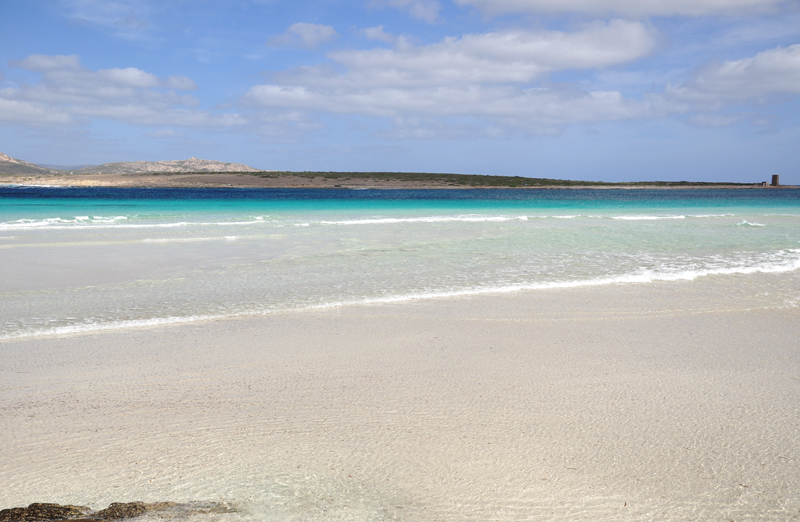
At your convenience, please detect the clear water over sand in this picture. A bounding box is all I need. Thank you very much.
[2,275,799,521]
[1,187,799,339]
[1,187,800,520]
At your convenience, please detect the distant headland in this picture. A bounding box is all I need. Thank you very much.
[0,151,791,189]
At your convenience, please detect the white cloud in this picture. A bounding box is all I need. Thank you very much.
[369,0,443,23]
[665,44,800,108]
[165,75,198,91]
[363,25,397,44]
[97,67,161,88]
[61,0,154,40]
[244,84,653,132]
[243,22,659,134]
[276,21,657,89]
[1,54,244,129]
[10,54,82,71]
[0,98,74,126]
[454,0,791,18]
[268,23,338,49]
[243,26,800,135]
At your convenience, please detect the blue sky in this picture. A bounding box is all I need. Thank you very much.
[1,0,799,182]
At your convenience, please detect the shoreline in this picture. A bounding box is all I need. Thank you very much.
[3,262,800,343]
[2,272,799,520]
[1,172,793,190]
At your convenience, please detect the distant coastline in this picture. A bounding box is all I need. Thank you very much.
[0,171,791,190]
[0,152,791,189]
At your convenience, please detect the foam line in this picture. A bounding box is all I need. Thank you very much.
[611,215,686,220]
[319,216,530,225]
[3,212,785,231]
[0,219,273,231]
[0,314,223,341]
[4,251,799,342]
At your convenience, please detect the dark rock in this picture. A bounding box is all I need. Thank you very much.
[0,502,236,522]
[0,503,91,522]
[91,504,145,520]
[93,503,177,520]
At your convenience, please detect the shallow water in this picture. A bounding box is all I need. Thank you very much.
[1,187,799,339]
[2,276,799,522]
[2,186,800,521]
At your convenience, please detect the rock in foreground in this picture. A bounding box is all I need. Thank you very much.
[0,502,236,522]
[0,504,90,522]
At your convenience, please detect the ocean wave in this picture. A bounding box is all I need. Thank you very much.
[611,215,686,220]
[4,250,798,341]
[0,314,223,341]
[0,218,275,231]
[320,215,530,225]
[544,213,737,220]
[2,212,776,231]
[608,214,738,220]
[300,250,800,308]
[736,220,766,227]
[0,216,129,230]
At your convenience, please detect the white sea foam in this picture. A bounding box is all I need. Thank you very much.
[543,213,734,221]
[0,218,275,231]
[0,314,223,341]
[5,250,798,342]
[737,220,766,227]
[303,250,800,308]
[0,212,764,231]
[0,216,129,230]
[320,215,530,225]
[611,215,686,220]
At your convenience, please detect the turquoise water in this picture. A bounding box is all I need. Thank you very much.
[2,187,799,340]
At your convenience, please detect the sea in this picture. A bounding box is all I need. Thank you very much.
[1,186,799,341]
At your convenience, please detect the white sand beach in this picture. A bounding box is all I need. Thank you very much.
[2,272,799,521]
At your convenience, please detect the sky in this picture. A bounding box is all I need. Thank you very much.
[1,0,799,182]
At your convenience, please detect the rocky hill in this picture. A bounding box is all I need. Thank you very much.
[0,152,57,175]
[39,163,97,171]
[75,157,260,174]
[1,152,260,175]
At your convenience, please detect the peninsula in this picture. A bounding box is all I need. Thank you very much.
[0,152,781,189]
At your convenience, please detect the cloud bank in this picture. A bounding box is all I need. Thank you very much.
[0,55,240,128]
[3,17,800,140]
[268,23,339,49]
[369,0,443,23]
[666,43,800,106]
[454,0,793,18]
[243,21,662,133]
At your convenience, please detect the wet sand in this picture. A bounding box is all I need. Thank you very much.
[1,272,799,521]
